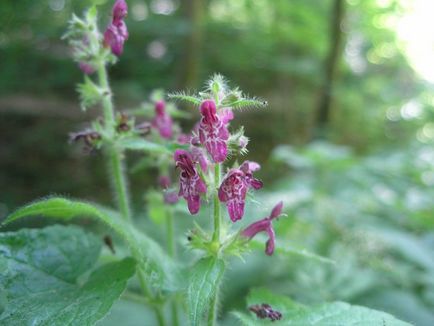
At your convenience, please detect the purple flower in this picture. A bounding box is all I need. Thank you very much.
[174,149,207,215]
[158,175,171,189]
[112,0,128,24]
[104,0,129,56]
[78,62,96,75]
[190,146,209,173]
[218,161,263,222]
[241,202,283,256]
[198,100,232,163]
[164,191,179,205]
[152,100,173,139]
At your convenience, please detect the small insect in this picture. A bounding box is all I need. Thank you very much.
[103,235,116,254]
[249,303,282,322]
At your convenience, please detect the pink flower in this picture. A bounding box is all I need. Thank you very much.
[104,0,129,56]
[158,175,171,189]
[152,100,173,139]
[112,0,128,24]
[174,149,207,215]
[198,100,232,163]
[78,62,96,75]
[190,146,209,173]
[218,161,263,222]
[241,202,283,255]
[164,191,179,205]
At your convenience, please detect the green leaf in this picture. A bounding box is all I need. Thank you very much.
[0,225,136,325]
[146,190,166,225]
[249,240,335,265]
[168,92,202,106]
[222,98,267,110]
[187,257,225,326]
[232,288,411,325]
[3,197,179,292]
[118,138,171,154]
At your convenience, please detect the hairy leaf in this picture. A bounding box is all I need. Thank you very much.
[233,288,411,325]
[3,197,179,292]
[0,225,136,325]
[187,257,225,326]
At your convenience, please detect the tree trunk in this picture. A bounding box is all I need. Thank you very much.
[315,0,345,138]
[177,0,205,90]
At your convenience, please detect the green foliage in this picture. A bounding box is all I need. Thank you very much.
[3,197,179,292]
[187,257,225,326]
[77,76,104,111]
[232,288,411,325]
[0,225,136,325]
[117,137,172,154]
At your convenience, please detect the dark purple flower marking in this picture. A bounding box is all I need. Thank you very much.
[104,0,129,56]
[152,100,173,139]
[174,149,207,215]
[198,100,232,163]
[241,201,283,255]
[218,161,263,222]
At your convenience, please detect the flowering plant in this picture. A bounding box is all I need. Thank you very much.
[0,2,411,326]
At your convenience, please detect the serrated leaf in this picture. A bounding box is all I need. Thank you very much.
[3,197,179,292]
[0,225,136,325]
[187,257,225,326]
[233,288,411,325]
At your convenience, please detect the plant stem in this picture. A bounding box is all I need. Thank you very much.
[209,163,222,326]
[166,208,176,257]
[212,163,221,243]
[165,208,179,326]
[137,268,166,326]
[97,63,131,222]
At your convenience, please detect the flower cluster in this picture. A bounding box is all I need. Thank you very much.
[104,0,129,56]
[171,76,284,255]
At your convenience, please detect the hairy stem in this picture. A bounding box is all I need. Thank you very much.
[212,163,221,243]
[166,208,179,326]
[209,163,222,326]
[137,268,166,326]
[97,63,131,222]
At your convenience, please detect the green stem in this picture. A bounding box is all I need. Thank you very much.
[97,63,131,222]
[209,163,222,326]
[165,208,179,326]
[137,268,166,326]
[166,208,176,257]
[212,163,221,243]
[109,148,132,222]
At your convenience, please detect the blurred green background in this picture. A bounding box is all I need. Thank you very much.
[1,0,434,325]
